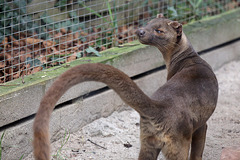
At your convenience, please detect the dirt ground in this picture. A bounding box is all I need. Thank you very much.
[26,60,240,160]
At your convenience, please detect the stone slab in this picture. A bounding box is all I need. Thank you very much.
[221,146,240,160]
[184,9,240,52]
[0,44,161,127]
[201,41,240,70]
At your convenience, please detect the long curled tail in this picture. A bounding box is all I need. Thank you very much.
[33,63,156,160]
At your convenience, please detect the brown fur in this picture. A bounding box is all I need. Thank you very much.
[33,15,218,160]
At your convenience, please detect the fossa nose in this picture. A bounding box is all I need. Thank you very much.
[136,29,145,37]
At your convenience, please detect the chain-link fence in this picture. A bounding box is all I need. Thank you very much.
[0,0,239,83]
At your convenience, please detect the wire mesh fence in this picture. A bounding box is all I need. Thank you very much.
[0,0,239,83]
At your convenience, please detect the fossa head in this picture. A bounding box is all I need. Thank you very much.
[135,14,183,53]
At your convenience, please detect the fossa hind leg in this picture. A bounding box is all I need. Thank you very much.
[190,124,207,160]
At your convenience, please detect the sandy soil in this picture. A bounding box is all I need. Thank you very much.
[26,61,240,160]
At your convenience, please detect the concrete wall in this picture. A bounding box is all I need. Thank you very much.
[0,9,240,160]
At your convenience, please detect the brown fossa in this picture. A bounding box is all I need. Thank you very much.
[33,14,218,160]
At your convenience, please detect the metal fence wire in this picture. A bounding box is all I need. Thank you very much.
[0,0,239,83]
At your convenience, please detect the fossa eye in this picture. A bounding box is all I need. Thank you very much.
[155,29,163,34]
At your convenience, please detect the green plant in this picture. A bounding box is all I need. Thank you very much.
[166,0,203,21]
[19,155,24,160]
[0,0,85,41]
[54,0,68,10]
[79,0,118,47]
[167,2,192,21]
[40,10,85,34]
[0,0,40,41]
[52,129,70,160]
[188,0,203,18]
[0,131,5,160]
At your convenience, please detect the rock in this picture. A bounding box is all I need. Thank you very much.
[220,146,240,160]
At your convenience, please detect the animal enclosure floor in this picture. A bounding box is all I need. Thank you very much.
[25,61,240,160]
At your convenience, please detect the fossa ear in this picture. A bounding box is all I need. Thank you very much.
[156,13,165,18]
[168,21,182,36]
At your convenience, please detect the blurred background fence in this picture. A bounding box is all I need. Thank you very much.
[0,0,239,83]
